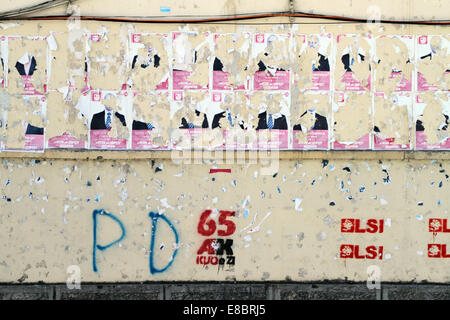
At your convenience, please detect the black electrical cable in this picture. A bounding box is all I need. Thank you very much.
[0,8,448,25]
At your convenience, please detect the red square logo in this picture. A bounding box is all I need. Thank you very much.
[428,244,442,258]
[132,33,141,43]
[212,93,222,102]
[173,91,183,101]
[90,34,101,42]
[255,34,265,44]
[429,219,443,232]
[418,36,428,45]
[340,244,354,258]
[91,91,101,102]
[341,219,355,233]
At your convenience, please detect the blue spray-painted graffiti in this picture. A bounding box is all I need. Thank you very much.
[92,209,126,273]
[149,211,179,274]
[92,209,179,274]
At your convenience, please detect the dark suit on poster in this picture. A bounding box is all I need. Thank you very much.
[90,110,151,130]
[179,110,209,129]
[211,111,245,130]
[313,54,330,72]
[256,111,288,130]
[293,112,328,131]
[341,53,365,72]
[15,56,37,76]
[25,123,43,135]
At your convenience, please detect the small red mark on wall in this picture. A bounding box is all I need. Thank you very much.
[209,169,231,174]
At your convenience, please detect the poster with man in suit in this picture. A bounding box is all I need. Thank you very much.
[89,91,128,149]
[292,94,329,150]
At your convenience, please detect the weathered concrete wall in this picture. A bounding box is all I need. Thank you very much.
[1,156,450,283]
[0,0,449,287]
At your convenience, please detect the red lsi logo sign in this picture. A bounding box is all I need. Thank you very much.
[429,219,450,233]
[341,219,384,233]
[428,244,450,258]
[340,245,383,260]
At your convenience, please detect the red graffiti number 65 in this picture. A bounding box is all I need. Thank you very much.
[198,210,236,237]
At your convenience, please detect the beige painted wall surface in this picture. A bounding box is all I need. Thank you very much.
[0,158,449,283]
[0,1,449,283]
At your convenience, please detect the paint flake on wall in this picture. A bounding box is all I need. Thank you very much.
[414,92,450,149]
[373,92,412,150]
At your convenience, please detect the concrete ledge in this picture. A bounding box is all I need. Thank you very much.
[0,283,449,300]
[1,150,450,160]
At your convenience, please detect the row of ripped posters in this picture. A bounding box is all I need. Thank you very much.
[0,31,448,151]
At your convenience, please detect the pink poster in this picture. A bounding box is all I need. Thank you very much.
[333,133,371,150]
[47,132,86,149]
[292,130,329,150]
[172,128,205,149]
[213,71,247,90]
[23,75,46,95]
[132,129,169,150]
[172,32,209,90]
[173,70,208,90]
[90,130,127,149]
[250,130,289,149]
[215,130,249,150]
[389,72,412,92]
[415,131,450,150]
[253,71,289,91]
[340,72,371,91]
[310,72,330,91]
[5,133,44,151]
[24,134,44,151]
[156,78,169,90]
[374,135,410,150]
[417,72,450,92]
